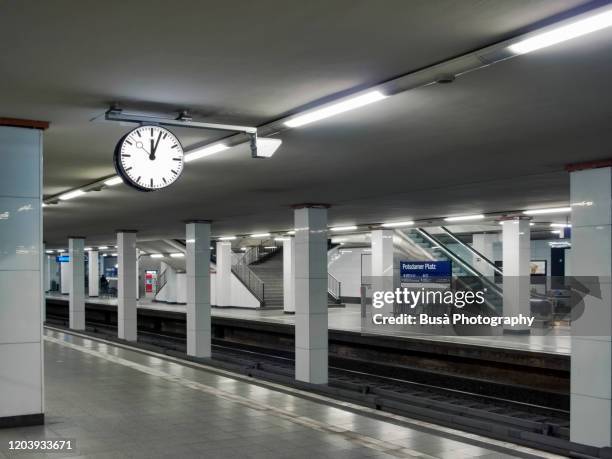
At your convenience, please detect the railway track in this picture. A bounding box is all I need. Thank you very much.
[44,312,598,458]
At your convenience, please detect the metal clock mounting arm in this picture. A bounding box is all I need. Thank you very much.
[104,107,257,135]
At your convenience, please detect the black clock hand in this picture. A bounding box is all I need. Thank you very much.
[152,132,162,156]
[149,138,155,160]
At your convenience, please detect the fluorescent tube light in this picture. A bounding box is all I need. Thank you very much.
[184,144,229,163]
[523,207,571,215]
[284,91,387,128]
[111,253,118,257]
[45,250,54,254]
[330,226,358,232]
[59,189,86,201]
[263,246,277,249]
[444,214,485,222]
[251,233,271,238]
[170,253,185,258]
[274,237,289,241]
[42,203,48,207]
[150,253,164,258]
[104,176,123,186]
[286,230,296,235]
[508,8,612,55]
[550,223,572,228]
[381,221,414,228]
[218,236,236,241]
[551,230,562,234]
[85,247,92,251]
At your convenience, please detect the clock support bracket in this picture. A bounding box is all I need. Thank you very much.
[104,106,261,158]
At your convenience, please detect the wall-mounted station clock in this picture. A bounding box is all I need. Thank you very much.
[114,125,184,192]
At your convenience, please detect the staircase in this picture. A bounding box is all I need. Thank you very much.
[248,247,344,309]
[249,249,284,308]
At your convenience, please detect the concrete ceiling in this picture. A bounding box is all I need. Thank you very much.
[0,0,607,246]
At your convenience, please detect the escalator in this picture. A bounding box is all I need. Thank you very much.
[396,226,504,314]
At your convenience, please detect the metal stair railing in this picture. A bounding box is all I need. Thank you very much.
[328,273,342,303]
[156,268,168,294]
[232,247,265,303]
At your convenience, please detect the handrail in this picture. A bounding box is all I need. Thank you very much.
[440,227,502,275]
[328,273,342,301]
[231,248,265,303]
[156,268,168,294]
[416,228,502,312]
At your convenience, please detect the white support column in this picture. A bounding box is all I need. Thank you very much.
[472,233,499,277]
[117,231,138,341]
[501,217,531,333]
[294,205,328,384]
[136,249,140,299]
[371,229,394,317]
[215,241,232,307]
[68,237,85,330]
[283,236,295,313]
[60,258,70,294]
[186,222,211,357]
[0,124,44,426]
[570,165,612,447]
[43,252,51,292]
[88,250,99,297]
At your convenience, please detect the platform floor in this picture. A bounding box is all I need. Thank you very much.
[0,329,563,459]
[45,292,571,356]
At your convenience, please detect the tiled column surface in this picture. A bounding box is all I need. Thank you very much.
[88,250,99,297]
[502,217,531,333]
[283,236,295,313]
[215,241,232,307]
[0,124,44,426]
[60,259,70,294]
[371,230,394,316]
[43,251,50,292]
[570,166,612,447]
[69,237,85,330]
[472,233,498,277]
[294,206,328,384]
[186,222,211,357]
[136,249,140,299]
[117,231,138,341]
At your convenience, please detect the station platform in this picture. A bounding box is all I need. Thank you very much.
[45,292,570,356]
[0,328,564,459]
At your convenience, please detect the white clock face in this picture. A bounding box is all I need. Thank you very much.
[115,125,184,191]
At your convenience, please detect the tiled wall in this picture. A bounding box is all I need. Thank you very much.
[0,126,44,421]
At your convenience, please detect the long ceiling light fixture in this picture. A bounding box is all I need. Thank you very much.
[59,189,86,201]
[508,7,612,54]
[284,91,387,128]
[523,207,571,215]
[381,221,414,228]
[444,214,485,222]
[104,176,123,186]
[184,143,229,163]
[330,226,358,232]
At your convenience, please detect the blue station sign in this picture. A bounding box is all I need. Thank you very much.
[400,260,451,284]
[56,255,70,263]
